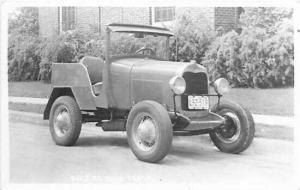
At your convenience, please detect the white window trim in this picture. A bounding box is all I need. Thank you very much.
[151,7,175,27]
[59,7,62,34]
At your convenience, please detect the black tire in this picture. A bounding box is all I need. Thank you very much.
[209,100,255,154]
[126,100,173,163]
[49,96,82,146]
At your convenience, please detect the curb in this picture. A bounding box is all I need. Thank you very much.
[9,110,293,141]
[9,97,47,105]
[9,110,48,126]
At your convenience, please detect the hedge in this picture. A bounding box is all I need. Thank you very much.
[8,14,294,88]
[203,19,294,88]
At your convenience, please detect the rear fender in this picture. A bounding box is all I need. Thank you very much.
[44,86,99,120]
[43,87,73,120]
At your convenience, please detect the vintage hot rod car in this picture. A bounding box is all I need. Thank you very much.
[44,23,255,163]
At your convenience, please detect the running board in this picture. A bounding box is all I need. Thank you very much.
[100,119,126,131]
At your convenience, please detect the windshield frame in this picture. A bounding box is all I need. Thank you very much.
[105,24,173,62]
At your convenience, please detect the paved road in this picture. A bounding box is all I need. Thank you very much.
[9,119,294,188]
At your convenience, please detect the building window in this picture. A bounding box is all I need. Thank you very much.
[62,7,76,31]
[214,7,237,33]
[154,7,175,22]
[149,7,152,25]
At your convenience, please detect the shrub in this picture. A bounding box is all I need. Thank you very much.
[36,35,72,82]
[203,19,294,88]
[262,19,294,87]
[84,38,105,58]
[169,13,216,62]
[8,7,40,81]
[239,7,293,36]
[8,35,41,81]
[36,30,101,82]
[9,7,39,37]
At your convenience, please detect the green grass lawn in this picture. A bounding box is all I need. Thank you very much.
[9,102,45,114]
[9,81,51,98]
[221,88,293,116]
[8,81,294,116]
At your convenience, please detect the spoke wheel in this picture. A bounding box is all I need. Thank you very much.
[126,100,173,163]
[132,113,157,152]
[216,110,241,143]
[53,106,71,137]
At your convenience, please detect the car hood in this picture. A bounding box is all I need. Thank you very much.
[112,57,207,80]
[110,57,209,110]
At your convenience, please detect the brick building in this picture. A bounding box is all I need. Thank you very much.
[39,7,243,37]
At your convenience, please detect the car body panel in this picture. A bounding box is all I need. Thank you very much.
[50,63,98,110]
[109,58,134,109]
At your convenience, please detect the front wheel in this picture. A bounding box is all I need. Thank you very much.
[210,100,255,154]
[126,100,173,163]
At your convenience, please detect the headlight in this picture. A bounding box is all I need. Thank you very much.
[214,78,230,94]
[169,76,186,95]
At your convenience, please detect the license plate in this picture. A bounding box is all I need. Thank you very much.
[188,96,209,110]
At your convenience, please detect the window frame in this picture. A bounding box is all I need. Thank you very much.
[154,7,175,23]
[59,6,76,33]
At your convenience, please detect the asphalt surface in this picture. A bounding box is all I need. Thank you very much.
[9,119,294,188]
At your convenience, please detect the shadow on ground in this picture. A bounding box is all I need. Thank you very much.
[76,136,129,147]
[74,133,234,164]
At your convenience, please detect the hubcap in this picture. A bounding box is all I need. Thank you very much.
[53,105,71,137]
[216,111,241,143]
[133,113,157,151]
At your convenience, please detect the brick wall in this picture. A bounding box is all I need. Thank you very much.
[214,7,238,32]
[100,7,123,28]
[151,7,215,29]
[39,7,58,37]
[76,7,99,32]
[156,7,237,31]
[122,7,150,25]
[100,7,150,32]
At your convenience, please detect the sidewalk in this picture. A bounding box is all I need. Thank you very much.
[9,97,48,105]
[9,96,294,128]
[253,114,294,128]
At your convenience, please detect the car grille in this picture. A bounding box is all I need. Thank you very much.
[181,72,208,110]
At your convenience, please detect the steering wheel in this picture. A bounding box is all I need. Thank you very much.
[135,47,156,56]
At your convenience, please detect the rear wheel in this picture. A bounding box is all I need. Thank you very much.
[209,101,255,153]
[49,96,82,146]
[126,100,173,163]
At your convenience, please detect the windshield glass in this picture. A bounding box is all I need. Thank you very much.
[110,32,168,59]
